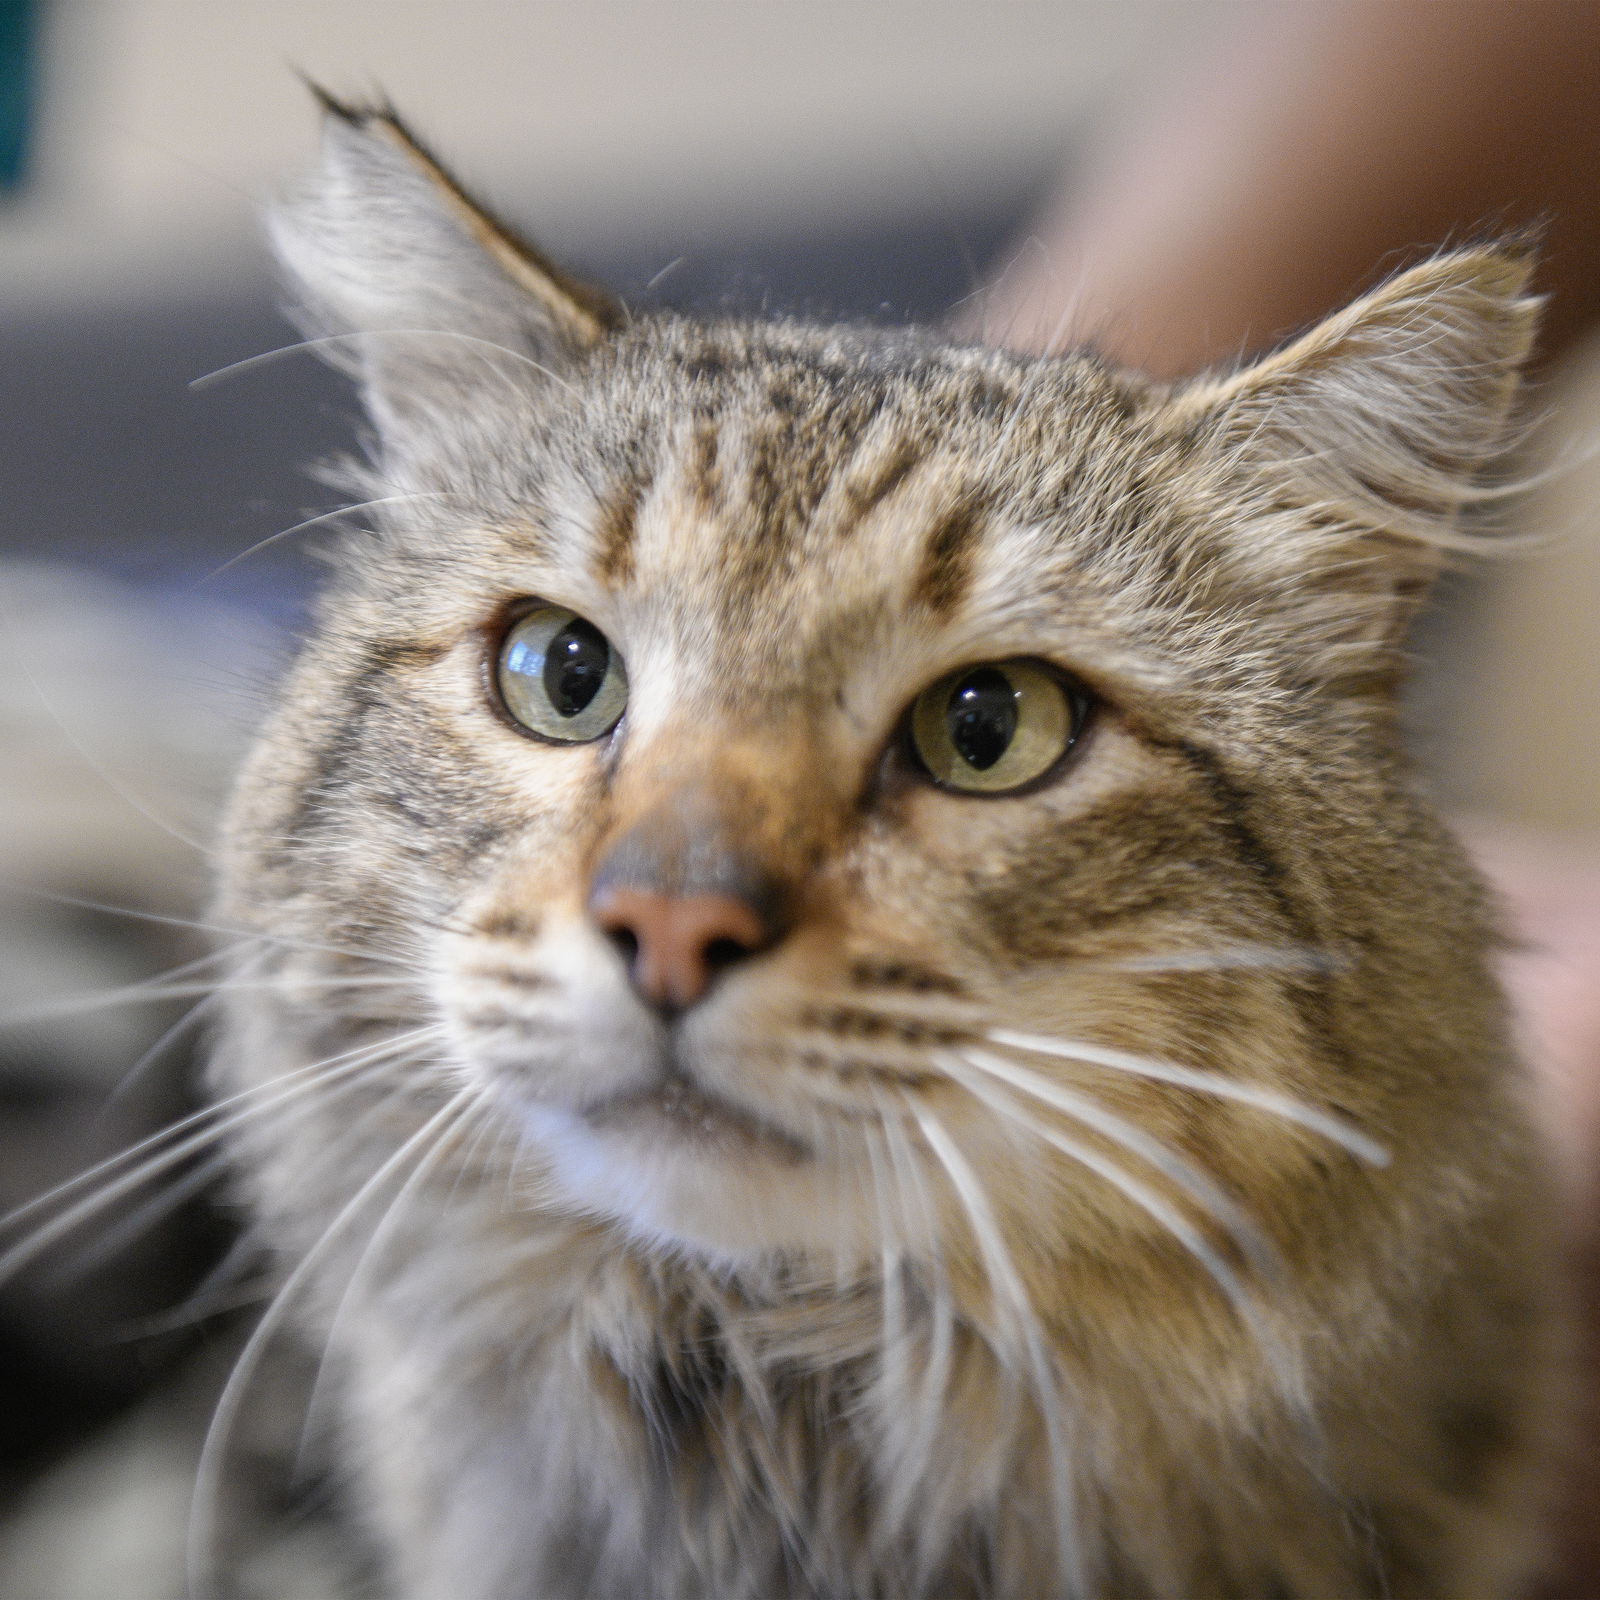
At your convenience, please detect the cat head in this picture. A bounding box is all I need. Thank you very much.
[229,96,1536,1269]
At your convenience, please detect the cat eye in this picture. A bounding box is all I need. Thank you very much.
[496,604,628,743]
[908,659,1086,794]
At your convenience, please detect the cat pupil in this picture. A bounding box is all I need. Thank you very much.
[544,619,609,717]
[947,668,1018,770]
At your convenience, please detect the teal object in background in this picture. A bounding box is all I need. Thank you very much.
[0,0,37,192]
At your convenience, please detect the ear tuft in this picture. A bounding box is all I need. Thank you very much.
[293,85,620,348]
[1174,246,1540,542]
[269,87,621,443]
[1161,246,1542,680]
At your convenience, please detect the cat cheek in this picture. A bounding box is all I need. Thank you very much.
[434,909,664,1113]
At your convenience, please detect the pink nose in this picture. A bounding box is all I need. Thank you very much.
[591,887,770,1012]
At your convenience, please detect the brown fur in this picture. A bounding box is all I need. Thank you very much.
[210,97,1563,1598]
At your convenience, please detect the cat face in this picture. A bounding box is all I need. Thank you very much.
[400,332,1262,1259]
[223,102,1534,1272]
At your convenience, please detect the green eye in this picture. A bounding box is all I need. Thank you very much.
[909,659,1084,794]
[497,604,627,743]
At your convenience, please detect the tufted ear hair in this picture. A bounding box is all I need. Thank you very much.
[268,89,621,443]
[1165,246,1541,670]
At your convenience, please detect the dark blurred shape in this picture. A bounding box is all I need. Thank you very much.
[0,899,221,1500]
[0,565,265,1505]
[0,0,37,193]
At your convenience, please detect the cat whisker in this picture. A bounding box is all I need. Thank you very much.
[296,1088,496,1474]
[192,324,582,400]
[639,255,687,295]
[0,1058,394,1295]
[110,1232,271,1342]
[900,1093,1083,1594]
[0,1051,415,1298]
[954,1047,1280,1282]
[1078,942,1346,976]
[0,944,237,1049]
[98,988,222,1118]
[440,1093,512,1218]
[0,982,227,1030]
[0,971,402,1031]
[0,1023,445,1245]
[188,328,577,395]
[861,1122,912,1507]
[865,1099,955,1570]
[876,1107,950,1325]
[988,1028,1390,1168]
[0,879,420,970]
[41,1145,236,1288]
[97,1031,432,1300]
[0,594,216,854]
[901,1097,1029,1341]
[186,1084,479,1600]
[193,492,444,589]
[943,1052,1309,1411]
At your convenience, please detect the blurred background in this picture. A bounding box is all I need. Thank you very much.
[0,1,1225,614]
[1,2,1597,1594]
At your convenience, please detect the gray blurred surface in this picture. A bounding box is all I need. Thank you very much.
[0,200,1039,619]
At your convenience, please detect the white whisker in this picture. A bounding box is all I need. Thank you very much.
[0,1024,444,1245]
[0,1050,404,1292]
[1083,942,1345,976]
[866,1099,952,1574]
[441,1096,508,1218]
[944,1053,1307,1410]
[901,1094,1083,1595]
[861,1121,912,1541]
[186,1085,477,1600]
[113,1233,270,1341]
[99,989,221,1115]
[188,329,576,394]
[0,881,418,970]
[45,1146,234,1285]
[0,587,214,854]
[296,1089,490,1467]
[956,1048,1279,1280]
[989,1029,1390,1167]
[0,945,232,1068]
[0,971,401,1031]
[193,493,442,586]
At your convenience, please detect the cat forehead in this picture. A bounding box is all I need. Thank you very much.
[343,315,1211,709]
[582,316,1148,491]
[498,319,1172,627]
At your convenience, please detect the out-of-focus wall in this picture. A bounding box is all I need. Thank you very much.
[1457,342,1600,833]
[0,2,1230,613]
[3,1,1224,312]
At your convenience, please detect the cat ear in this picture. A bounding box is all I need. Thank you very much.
[269,90,621,438]
[1167,246,1540,664]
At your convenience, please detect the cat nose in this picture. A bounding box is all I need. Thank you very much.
[590,886,772,1012]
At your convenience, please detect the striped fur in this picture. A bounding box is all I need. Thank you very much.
[210,100,1562,1598]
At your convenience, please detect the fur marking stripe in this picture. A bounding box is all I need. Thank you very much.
[593,482,642,585]
[835,440,923,538]
[912,501,984,614]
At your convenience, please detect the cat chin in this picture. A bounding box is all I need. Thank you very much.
[513,1100,881,1260]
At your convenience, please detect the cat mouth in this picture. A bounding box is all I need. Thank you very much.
[582,1068,811,1165]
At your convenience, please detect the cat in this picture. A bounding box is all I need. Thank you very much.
[206,93,1564,1599]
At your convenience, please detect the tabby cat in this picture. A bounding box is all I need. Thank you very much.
[210,95,1562,1598]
